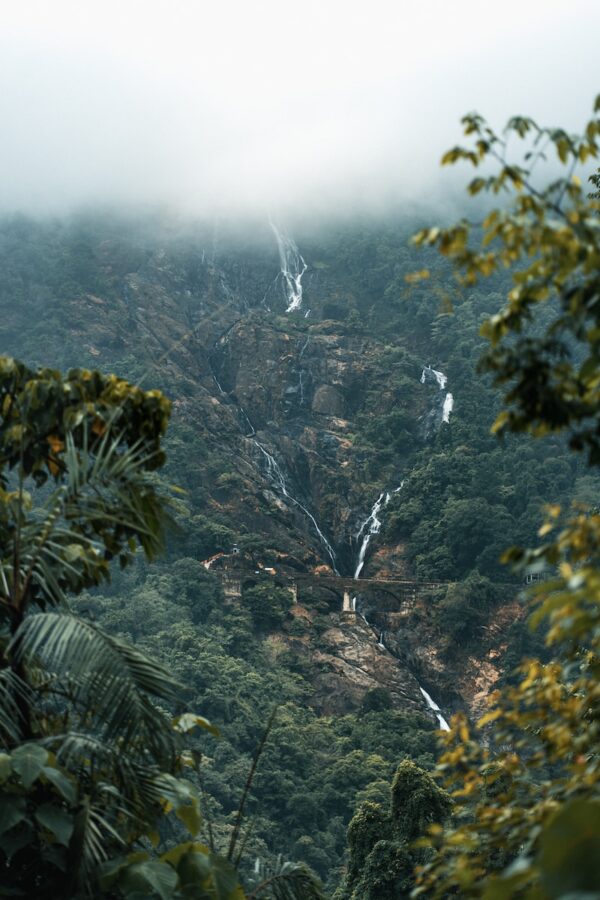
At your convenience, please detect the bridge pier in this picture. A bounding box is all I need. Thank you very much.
[222,576,242,604]
[341,590,358,623]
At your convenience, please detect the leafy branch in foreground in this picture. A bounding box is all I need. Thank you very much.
[411,97,600,898]
[0,358,239,898]
[412,95,600,463]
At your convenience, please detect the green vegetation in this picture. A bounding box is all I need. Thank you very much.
[0,99,599,897]
[411,98,600,897]
[335,761,451,899]
[0,357,246,897]
[84,562,437,893]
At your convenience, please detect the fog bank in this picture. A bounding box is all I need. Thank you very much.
[1,0,598,218]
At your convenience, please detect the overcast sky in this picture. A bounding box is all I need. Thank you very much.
[1,0,598,218]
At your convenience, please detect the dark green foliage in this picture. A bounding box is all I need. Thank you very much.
[0,358,242,897]
[345,802,392,887]
[86,561,437,891]
[390,760,452,842]
[243,583,294,632]
[337,761,451,899]
[360,688,392,713]
[0,208,591,894]
[435,571,503,648]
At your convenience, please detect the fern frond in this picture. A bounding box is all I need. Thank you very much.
[247,856,326,900]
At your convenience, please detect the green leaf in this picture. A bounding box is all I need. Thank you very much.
[205,853,245,899]
[539,799,600,897]
[119,860,178,900]
[11,745,48,789]
[35,803,74,847]
[173,847,244,900]
[0,753,12,783]
[176,799,202,838]
[0,821,35,861]
[42,766,77,805]
[0,795,27,835]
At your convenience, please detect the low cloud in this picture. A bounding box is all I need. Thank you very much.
[0,0,598,219]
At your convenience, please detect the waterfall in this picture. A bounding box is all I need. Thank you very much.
[442,392,454,424]
[354,492,389,579]
[419,686,451,731]
[239,408,256,436]
[254,440,338,573]
[421,365,453,426]
[377,631,385,649]
[421,365,447,389]
[269,221,307,312]
[299,336,310,359]
[354,483,404,579]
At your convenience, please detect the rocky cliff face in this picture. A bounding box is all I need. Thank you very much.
[0,213,521,729]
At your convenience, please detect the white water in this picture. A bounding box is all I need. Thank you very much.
[442,392,454,424]
[377,631,385,649]
[421,365,453,425]
[254,440,338,572]
[240,409,256,436]
[212,373,226,395]
[419,686,451,731]
[354,492,388,579]
[269,221,307,312]
[421,365,447,390]
[354,483,404,579]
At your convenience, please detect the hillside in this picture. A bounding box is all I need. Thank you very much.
[0,211,593,887]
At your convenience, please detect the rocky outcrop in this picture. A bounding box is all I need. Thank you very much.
[310,616,423,715]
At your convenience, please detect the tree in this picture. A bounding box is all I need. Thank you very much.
[411,98,600,897]
[243,583,293,632]
[0,357,242,898]
[0,357,326,899]
[335,760,451,900]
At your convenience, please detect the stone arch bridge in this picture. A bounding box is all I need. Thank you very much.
[218,569,465,619]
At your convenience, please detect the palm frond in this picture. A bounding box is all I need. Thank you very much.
[52,731,175,819]
[69,793,127,896]
[63,428,169,551]
[0,668,32,746]
[10,611,180,763]
[247,856,326,900]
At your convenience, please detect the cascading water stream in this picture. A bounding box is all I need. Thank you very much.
[350,483,404,632]
[419,686,451,731]
[353,483,404,579]
[421,364,453,426]
[421,365,447,389]
[354,492,389,579]
[269,221,307,312]
[253,440,338,573]
[442,392,454,423]
[208,323,335,570]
